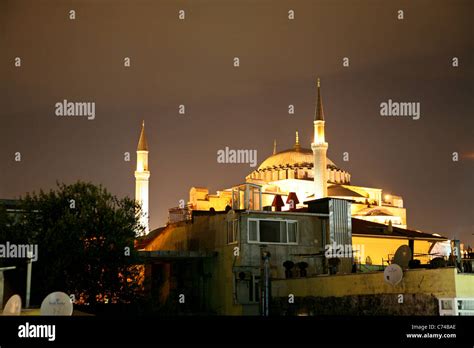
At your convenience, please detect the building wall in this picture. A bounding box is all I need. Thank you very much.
[144,210,453,315]
[455,274,474,298]
[352,236,434,266]
[344,185,382,205]
[351,203,407,227]
[272,268,464,299]
[272,293,439,316]
[188,183,407,229]
[145,215,242,315]
[189,188,232,211]
[239,211,326,279]
[145,211,330,315]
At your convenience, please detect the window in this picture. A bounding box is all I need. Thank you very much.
[248,218,298,244]
[260,220,285,243]
[227,219,238,244]
[441,300,453,310]
[235,273,260,304]
[249,275,260,303]
[458,300,474,310]
[249,220,258,241]
[288,221,297,243]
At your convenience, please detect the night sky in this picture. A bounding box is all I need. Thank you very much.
[1,0,473,244]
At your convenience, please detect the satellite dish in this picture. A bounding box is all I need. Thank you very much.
[2,294,22,316]
[393,245,412,269]
[384,264,403,286]
[40,292,73,316]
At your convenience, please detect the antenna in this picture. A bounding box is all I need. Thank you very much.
[393,245,412,269]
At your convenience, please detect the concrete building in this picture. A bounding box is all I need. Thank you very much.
[139,196,354,315]
[138,195,457,315]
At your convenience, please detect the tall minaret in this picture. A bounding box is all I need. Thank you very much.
[311,78,328,198]
[135,120,150,234]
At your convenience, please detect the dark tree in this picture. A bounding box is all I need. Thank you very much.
[0,182,145,308]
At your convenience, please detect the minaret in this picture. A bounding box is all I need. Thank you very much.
[311,78,328,198]
[135,120,150,234]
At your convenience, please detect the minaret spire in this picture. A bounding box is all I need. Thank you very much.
[273,139,277,155]
[135,120,150,234]
[137,120,148,151]
[311,78,328,199]
[315,78,324,121]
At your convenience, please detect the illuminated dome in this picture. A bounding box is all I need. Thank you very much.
[247,144,351,185]
[258,147,338,171]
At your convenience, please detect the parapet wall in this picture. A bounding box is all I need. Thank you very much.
[271,293,439,316]
[272,267,468,299]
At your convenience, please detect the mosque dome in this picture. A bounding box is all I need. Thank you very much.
[258,147,338,171]
[247,137,351,185]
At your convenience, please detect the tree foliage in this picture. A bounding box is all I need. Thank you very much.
[0,182,145,307]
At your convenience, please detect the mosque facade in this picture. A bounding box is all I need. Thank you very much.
[186,79,407,229]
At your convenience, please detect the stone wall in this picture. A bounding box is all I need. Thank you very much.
[272,293,439,316]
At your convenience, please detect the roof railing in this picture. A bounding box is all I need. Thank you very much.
[168,204,192,224]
